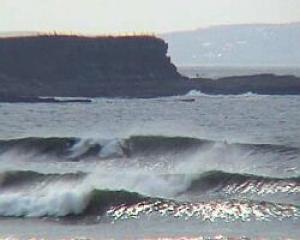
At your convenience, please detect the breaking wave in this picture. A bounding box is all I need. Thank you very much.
[1,170,299,192]
[185,89,262,97]
[0,135,299,222]
[0,186,299,222]
[0,135,299,162]
[0,169,299,218]
[186,90,207,97]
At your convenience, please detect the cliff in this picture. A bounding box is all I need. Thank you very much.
[0,35,190,99]
[0,35,300,100]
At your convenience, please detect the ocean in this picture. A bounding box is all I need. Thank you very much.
[0,68,300,239]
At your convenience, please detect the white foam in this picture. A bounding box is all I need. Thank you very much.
[185,89,266,98]
[185,89,207,97]
[69,138,125,159]
[98,139,125,158]
[240,91,258,97]
[0,182,91,217]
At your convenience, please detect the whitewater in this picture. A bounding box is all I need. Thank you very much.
[0,93,299,239]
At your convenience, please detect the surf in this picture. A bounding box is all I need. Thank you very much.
[0,169,299,218]
[0,135,299,162]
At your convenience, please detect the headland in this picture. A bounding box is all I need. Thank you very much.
[0,35,299,102]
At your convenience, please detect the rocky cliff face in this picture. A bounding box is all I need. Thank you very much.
[0,35,188,98]
[1,35,300,100]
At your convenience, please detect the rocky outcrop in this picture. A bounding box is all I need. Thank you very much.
[0,35,300,101]
[190,74,300,95]
[0,35,191,99]
[0,95,92,103]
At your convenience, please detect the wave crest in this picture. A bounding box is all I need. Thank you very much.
[1,135,299,162]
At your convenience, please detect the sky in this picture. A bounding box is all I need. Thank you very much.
[1,0,300,35]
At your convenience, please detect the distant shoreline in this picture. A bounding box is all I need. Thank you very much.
[178,65,300,79]
[187,73,300,95]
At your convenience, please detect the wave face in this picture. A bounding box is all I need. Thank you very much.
[2,170,299,195]
[0,135,299,222]
[0,170,85,189]
[0,136,211,159]
[1,135,299,161]
[184,171,300,196]
[0,169,299,218]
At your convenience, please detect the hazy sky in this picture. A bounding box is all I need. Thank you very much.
[1,0,300,34]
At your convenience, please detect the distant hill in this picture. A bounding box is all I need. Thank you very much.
[161,23,300,66]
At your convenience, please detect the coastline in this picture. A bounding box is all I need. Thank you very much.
[0,35,300,102]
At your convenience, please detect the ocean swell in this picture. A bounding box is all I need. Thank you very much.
[0,170,299,218]
[0,135,299,222]
[0,135,299,162]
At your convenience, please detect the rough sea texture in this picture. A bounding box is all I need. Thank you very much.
[0,75,300,239]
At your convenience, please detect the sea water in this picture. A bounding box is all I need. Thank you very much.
[0,89,299,239]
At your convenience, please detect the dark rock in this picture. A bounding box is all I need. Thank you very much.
[190,74,300,95]
[0,95,92,103]
[0,35,191,99]
[0,35,300,100]
[178,98,196,102]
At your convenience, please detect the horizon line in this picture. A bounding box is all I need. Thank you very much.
[1,21,300,37]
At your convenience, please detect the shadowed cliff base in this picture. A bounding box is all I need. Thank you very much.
[0,35,300,101]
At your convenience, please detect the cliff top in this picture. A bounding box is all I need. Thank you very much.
[0,34,166,45]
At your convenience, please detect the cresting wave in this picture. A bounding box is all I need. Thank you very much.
[1,170,299,194]
[0,135,299,221]
[0,170,299,218]
[0,135,299,161]
[0,186,299,221]
[0,170,86,189]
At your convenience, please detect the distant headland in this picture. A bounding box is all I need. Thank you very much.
[0,35,299,102]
